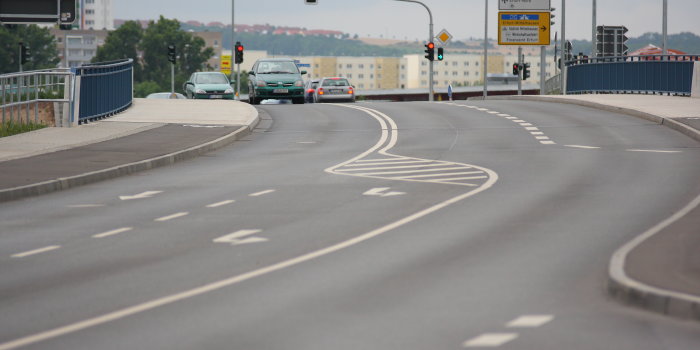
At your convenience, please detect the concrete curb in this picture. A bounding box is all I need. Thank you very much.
[0,114,260,203]
[473,94,700,322]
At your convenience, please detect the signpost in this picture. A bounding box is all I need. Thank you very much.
[221,54,232,75]
[498,12,550,46]
[499,0,551,11]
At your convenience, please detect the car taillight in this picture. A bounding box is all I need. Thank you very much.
[318,88,324,95]
[307,89,315,93]
[348,88,354,94]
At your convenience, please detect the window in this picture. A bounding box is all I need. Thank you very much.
[214,40,219,47]
[464,72,469,76]
[377,74,381,79]
[464,62,469,66]
[67,37,82,44]
[358,64,364,69]
[358,74,364,79]
[86,20,95,26]
[452,62,458,66]
[452,71,458,76]
[85,9,95,15]
[347,73,352,79]
[346,64,353,69]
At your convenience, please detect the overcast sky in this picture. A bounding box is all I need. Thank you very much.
[115,0,700,42]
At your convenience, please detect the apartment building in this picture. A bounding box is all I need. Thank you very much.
[191,31,223,71]
[51,28,108,68]
[79,0,114,30]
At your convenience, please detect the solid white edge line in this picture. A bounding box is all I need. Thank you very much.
[93,227,133,238]
[626,149,682,153]
[609,193,700,304]
[154,212,189,222]
[565,145,600,149]
[11,246,61,258]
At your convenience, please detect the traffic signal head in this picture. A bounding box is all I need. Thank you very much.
[437,47,444,61]
[512,63,519,75]
[19,42,30,65]
[167,44,176,64]
[424,42,435,61]
[234,41,244,64]
[523,63,531,80]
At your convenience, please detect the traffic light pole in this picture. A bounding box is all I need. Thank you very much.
[395,0,434,101]
[517,47,523,96]
[171,63,175,95]
[18,43,22,72]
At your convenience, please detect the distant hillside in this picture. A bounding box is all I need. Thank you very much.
[565,32,700,56]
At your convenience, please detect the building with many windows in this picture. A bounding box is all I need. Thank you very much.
[79,0,113,30]
[51,28,108,68]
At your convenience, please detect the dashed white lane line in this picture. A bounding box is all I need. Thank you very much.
[497,114,510,117]
[154,212,189,222]
[627,149,682,153]
[530,131,544,135]
[524,127,539,131]
[249,189,276,197]
[206,200,236,208]
[506,315,554,328]
[540,140,556,145]
[463,333,519,348]
[11,246,61,258]
[565,145,601,149]
[93,227,133,238]
[512,119,526,123]
[519,123,533,126]
[535,136,550,140]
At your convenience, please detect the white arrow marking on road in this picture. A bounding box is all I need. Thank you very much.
[119,191,163,201]
[213,230,268,246]
[363,187,406,197]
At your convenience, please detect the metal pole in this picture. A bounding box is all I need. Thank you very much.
[231,0,238,100]
[592,0,596,56]
[19,43,23,72]
[662,0,668,56]
[483,0,488,97]
[517,47,522,95]
[394,0,434,101]
[171,63,175,94]
[236,63,241,99]
[540,46,546,95]
[560,0,567,95]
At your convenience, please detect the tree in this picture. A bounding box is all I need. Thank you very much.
[0,24,60,74]
[92,21,144,81]
[139,16,214,92]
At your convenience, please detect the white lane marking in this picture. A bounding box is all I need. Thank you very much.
[535,136,550,140]
[213,230,267,245]
[119,191,163,201]
[506,315,554,328]
[565,145,600,149]
[363,187,406,197]
[433,176,489,182]
[497,114,510,117]
[540,141,556,145]
[524,127,539,131]
[477,108,489,111]
[154,212,189,222]
[93,227,133,238]
[530,131,544,135]
[354,158,406,163]
[68,204,105,208]
[0,104,498,350]
[206,200,236,208]
[488,111,500,114]
[395,171,484,180]
[296,141,316,144]
[11,246,61,258]
[340,163,453,172]
[249,189,276,197]
[345,159,432,167]
[505,116,518,120]
[182,124,225,128]
[347,166,471,176]
[513,119,526,123]
[627,149,682,153]
[463,333,519,348]
[519,123,533,126]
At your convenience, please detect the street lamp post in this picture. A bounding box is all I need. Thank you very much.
[394,0,434,101]
[484,0,488,97]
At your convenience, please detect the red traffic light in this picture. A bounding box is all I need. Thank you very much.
[237,45,244,52]
[427,42,435,49]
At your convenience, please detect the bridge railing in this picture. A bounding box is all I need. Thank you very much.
[566,55,699,96]
[74,59,133,123]
[1,69,73,127]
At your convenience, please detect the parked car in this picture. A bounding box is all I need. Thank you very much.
[146,92,187,99]
[315,77,355,103]
[247,58,306,105]
[304,79,319,103]
[183,72,235,100]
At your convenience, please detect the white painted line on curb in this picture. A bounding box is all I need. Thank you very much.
[154,212,189,222]
[249,189,276,197]
[93,227,133,238]
[506,315,554,328]
[463,333,519,347]
[206,200,236,208]
[11,246,61,258]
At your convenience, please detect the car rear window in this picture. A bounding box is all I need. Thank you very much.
[256,61,299,74]
[322,79,349,87]
[196,74,229,84]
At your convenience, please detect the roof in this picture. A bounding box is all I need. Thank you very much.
[629,44,687,56]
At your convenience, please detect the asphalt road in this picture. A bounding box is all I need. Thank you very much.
[0,100,699,349]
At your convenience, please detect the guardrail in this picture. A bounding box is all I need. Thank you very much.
[566,55,699,95]
[74,59,133,123]
[1,69,73,127]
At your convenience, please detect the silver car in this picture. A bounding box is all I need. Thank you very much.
[314,77,355,103]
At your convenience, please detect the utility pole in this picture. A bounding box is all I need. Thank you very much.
[540,46,546,95]
[560,0,567,95]
[662,0,668,56]
[517,47,523,95]
[592,0,596,57]
[483,0,488,97]
[231,0,238,99]
[395,0,434,101]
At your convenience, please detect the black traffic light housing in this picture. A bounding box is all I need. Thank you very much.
[234,41,244,64]
[437,47,444,61]
[167,44,176,64]
[19,42,30,65]
[512,63,520,75]
[523,63,531,80]
[424,42,435,61]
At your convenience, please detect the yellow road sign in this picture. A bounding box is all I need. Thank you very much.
[498,12,550,46]
[436,29,453,46]
[221,54,232,74]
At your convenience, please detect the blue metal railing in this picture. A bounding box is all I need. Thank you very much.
[566,55,699,95]
[75,59,133,123]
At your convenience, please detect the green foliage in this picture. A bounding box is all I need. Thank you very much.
[134,81,162,98]
[0,25,60,74]
[92,21,144,81]
[0,121,47,138]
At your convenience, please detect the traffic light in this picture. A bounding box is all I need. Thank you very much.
[167,44,176,64]
[437,47,444,61]
[512,63,520,75]
[19,42,30,64]
[523,63,531,80]
[424,42,435,61]
[234,41,244,64]
[304,0,318,4]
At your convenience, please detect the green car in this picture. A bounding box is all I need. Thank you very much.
[247,58,307,105]
[183,72,235,100]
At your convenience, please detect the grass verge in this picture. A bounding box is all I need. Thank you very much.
[0,121,48,138]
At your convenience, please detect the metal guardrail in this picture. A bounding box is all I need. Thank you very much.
[1,69,73,127]
[74,59,133,123]
[566,55,699,95]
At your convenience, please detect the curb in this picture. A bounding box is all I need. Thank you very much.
[0,114,260,203]
[473,94,700,322]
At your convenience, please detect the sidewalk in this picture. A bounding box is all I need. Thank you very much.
[482,94,700,322]
[0,98,259,201]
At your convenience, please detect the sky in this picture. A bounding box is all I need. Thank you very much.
[114,0,700,42]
